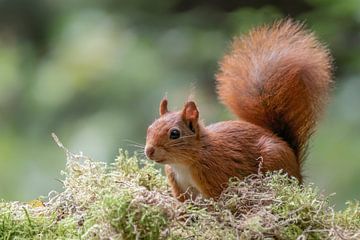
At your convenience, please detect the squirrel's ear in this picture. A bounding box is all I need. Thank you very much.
[159,98,169,116]
[182,101,199,133]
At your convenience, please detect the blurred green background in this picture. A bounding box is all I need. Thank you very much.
[0,0,359,208]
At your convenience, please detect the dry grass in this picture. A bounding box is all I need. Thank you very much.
[0,136,359,239]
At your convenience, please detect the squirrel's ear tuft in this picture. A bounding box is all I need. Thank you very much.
[182,101,199,133]
[159,98,169,116]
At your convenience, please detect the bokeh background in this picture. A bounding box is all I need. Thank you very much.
[0,0,359,208]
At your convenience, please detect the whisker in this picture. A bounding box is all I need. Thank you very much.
[132,150,146,156]
[134,147,145,150]
[121,139,146,147]
[126,143,145,148]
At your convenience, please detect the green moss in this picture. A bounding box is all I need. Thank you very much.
[104,192,168,240]
[0,204,80,239]
[281,224,303,239]
[0,145,359,239]
[112,150,167,191]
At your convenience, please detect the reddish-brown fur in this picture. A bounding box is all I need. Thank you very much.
[145,19,333,201]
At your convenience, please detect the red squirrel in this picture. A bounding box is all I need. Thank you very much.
[144,19,333,201]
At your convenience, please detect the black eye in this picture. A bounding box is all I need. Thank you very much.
[169,128,181,140]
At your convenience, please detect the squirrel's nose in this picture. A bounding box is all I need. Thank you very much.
[145,146,155,159]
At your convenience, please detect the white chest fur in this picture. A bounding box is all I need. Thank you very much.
[170,164,200,197]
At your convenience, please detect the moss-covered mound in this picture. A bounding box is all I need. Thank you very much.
[1,139,359,239]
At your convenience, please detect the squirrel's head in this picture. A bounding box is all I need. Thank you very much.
[145,98,203,164]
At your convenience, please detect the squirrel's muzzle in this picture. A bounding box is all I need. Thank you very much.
[145,145,155,159]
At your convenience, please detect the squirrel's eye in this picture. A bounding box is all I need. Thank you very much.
[169,129,181,140]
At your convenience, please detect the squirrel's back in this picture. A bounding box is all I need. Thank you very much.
[216,19,333,164]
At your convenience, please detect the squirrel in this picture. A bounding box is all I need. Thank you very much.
[144,19,333,201]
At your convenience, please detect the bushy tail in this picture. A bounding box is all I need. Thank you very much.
[216,19,333,164]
